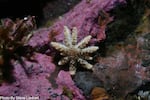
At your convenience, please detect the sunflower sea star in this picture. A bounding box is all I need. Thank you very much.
[51,26,99,75]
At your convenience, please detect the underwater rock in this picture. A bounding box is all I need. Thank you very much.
[0,0,127,99]
[0,53,55,99]
[50,0,125,44]
[43,0,81,21]
[29,0,126,47]
[74,72,103,96]
[52,0,124,41]
[0,53,85,100]
[28,28,51,47]
[92,7,150,97]
[93,37,150,98]
[56,70,85,100]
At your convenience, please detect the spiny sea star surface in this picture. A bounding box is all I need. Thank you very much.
[51,26,99,75]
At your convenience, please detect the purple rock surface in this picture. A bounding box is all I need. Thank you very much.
[0,53,85,100]
[0,0,126,99]
[29,0,126,47]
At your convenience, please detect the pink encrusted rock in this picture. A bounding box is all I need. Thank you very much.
[0,53,55,99]
[28,0,126,47]
[51,0,126,42]
[0,0,126,99]
[0,53,85,100]
[28,28,51,47]
[56,70,85,100]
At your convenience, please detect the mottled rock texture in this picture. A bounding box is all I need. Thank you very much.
[0,0,126,99]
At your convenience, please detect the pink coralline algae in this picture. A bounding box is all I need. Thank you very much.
[28,0,126,47]
[0,53,85,100]
[0,53,55,99]
[0,0,126,100]
[28,28,51,47]
[56,71,85,100]
[51,0,125,43]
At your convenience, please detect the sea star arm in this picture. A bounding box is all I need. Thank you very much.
[83,55,93,60]
[64,26,72,47]
[58,56,69,65]
[78,58,93,69]
[51,42,68,52]
[75,35,91,48]
[81,46,99,54]
[71,27,77,45]
[69,60,77,75]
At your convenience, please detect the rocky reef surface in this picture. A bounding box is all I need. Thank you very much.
[0,0,150,100]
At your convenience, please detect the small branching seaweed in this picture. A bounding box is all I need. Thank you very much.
[0,16,36,83]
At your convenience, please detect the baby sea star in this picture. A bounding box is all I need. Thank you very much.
[51,26,99,75]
